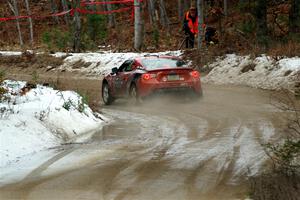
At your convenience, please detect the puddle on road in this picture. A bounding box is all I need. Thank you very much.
[92,120,142,142]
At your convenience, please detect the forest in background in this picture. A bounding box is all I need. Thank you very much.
[0,0,299,55]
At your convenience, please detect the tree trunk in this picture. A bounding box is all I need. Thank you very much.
[73,0,81,52]
[289,0,300,33]
[61,0,70,25]
[24,0,33,46]
[184,0,190,11]
[197,0,204,49]
[238,0,247,11]
[159,0,170,29]
[148,0,159,47]
[224,0,228,17]
[50,0,59,24]
[106,0,116,28]
[134,0,143,50]
[8,0,23,47]
[255,0,268,48]
[147,0,156,24]
[178,0,183,21]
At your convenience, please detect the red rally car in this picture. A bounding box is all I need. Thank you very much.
[102,56,202,105]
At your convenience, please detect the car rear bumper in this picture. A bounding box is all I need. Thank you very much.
[137,79,202,97]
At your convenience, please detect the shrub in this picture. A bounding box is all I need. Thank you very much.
[42,28,72,51]
[265,139,300,173]
[62,99,73,111]
[0,70,5,83]
[77,92,89,113]
[153,28,160,48]
[249,89,300,199]
[31,71,39,85]
[86,14,107,42]
[239,20,256,35]
[0,87,8,102]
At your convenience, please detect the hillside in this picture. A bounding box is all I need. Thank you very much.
[0,0,299,55]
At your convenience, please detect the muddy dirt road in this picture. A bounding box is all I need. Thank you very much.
[0,84,284,200]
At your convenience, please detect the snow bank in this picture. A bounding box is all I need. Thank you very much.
[0,80,106,167]
[2,50,298,90]
[203,54,300,90]
[56,51,182,75]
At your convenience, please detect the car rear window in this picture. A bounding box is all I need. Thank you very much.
[141,58,188,70]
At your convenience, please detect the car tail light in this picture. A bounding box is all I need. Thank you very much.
[142,73,156,80]
[190,71,200,78]
[142,73,151,80]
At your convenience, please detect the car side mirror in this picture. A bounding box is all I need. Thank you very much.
[111,67,118,74]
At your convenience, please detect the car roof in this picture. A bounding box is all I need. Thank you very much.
[134,55,181,63]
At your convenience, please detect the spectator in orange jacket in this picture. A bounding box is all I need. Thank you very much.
[183,6,198,48]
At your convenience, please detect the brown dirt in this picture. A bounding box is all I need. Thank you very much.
[0,52,63,72]
[0,84,286,200]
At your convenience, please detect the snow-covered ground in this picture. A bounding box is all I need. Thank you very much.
[53,52,300,90]
[202,54,300,90]
[54,51,182,75]
[1,50,299,90]
[0,80,107,167]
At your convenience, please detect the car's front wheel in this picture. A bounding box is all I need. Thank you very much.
[102,82,114,105]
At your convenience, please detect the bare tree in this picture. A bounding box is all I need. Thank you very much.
[178,0,183,21]
[24,0,33,46]
[184,0,191,11]
[147,0,156,24]
[105,0,116,28]
[134,0,144,50]
[72,0,81,52]
[50,0,59,24]
[223,0,228,17]
[289,0,300,33]
[197,0,204,49]
[61,0,70,25]
[7,0,23,47]
[159,0,170,30]
[255,0,268,48]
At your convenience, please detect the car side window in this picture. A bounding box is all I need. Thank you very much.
[119,60,133,72]
[124,64,132,72]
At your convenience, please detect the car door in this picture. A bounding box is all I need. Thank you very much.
[114,60,133,97]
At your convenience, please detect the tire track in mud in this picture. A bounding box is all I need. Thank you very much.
[100,98,279,199]
[0,85,284,200]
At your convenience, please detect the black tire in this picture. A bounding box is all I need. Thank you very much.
[189,89,203,101]
[194,89,203,98]
[102,82,114,105]
[129,83,141,104]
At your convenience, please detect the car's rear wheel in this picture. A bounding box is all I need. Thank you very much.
[191,89,203,100]
[102,82,114,105]
[129,83,141,104]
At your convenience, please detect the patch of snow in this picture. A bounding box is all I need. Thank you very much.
[0,149,58,186]
[0,80,106,168]
[0,51,22,56]
[203,54,300,90]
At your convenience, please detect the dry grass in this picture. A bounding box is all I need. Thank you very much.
[268,41,300,58]
[0,52,63,70]
[72,60,92,69]
[250,172,300,200]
